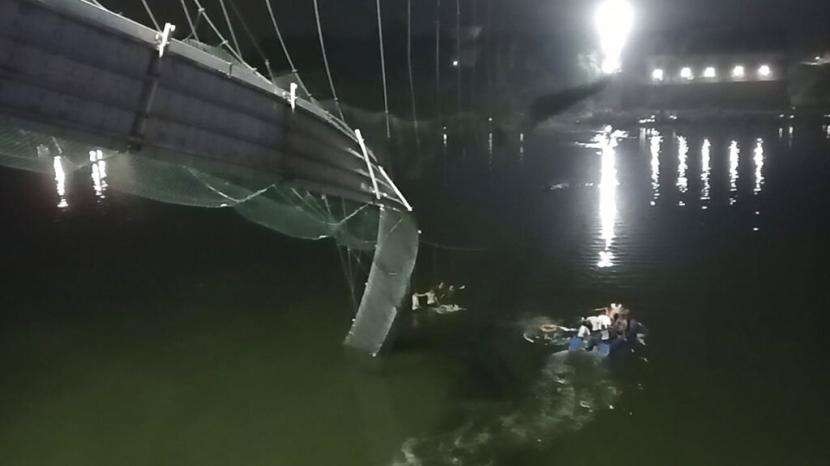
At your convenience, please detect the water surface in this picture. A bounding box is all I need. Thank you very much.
[2,118,829,465]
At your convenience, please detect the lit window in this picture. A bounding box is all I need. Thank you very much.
[703,67,716,79]
[651,68,664,81]
[732,65,746,79]
[680,67,694,80]
[758,64,772,78]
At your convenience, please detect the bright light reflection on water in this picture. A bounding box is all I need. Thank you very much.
[597,128,621,268]
[676,135,688,198]
[701,138,711,204]
[89,149,107,199]
[649,130,661,206]
[729,140,739,205]
[753,139,764,195]
[52,156,68,209]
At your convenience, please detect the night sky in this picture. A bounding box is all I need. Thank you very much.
[112,0,830,40]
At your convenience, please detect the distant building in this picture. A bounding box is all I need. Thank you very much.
[622,27,791,111]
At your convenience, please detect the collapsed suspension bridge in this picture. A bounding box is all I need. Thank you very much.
[0,0,455,355]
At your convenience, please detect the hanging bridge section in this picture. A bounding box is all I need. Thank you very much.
[0,0,418,356]
[0,0,411,211]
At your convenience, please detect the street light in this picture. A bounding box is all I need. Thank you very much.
[703,66,717,79]
[758,64,772,78]
[680,67,694,80]
[651,68,664,82]
[732,65,746,79]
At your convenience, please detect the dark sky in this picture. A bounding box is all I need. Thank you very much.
[120,0,830,39]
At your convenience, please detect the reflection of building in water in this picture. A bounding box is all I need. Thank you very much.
[729,140,740,205]
[89,149,107,199]
[700,138,711,206]
[676,135,688,200]
[597,129,621,268]
[649,130,661,206]
[753,139,765,195]
[52,156,68,209]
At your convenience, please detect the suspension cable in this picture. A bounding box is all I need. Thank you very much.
[375,0,391,139]
[435,0,441,117]
[455,0,461,116]
[227,0,269,67]
[312,0,345,121]
[139,0,161,31]
[406,0,421,151]
[217,0,242,59]
[263,1,312,97]
[179,0,200,42]
[189,0,249,68]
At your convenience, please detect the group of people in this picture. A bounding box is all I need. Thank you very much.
[573,303,645,352]
[411,282,466,313]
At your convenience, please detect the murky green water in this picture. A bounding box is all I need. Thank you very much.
[2,119,829,465]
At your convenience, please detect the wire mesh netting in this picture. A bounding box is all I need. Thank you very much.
[0,117,417,354]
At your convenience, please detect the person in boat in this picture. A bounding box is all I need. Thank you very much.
[582,305,617,351]
[411,288,438,311]
[411,283,466,312]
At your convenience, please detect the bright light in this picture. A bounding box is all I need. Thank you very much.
[680,67,694,80]
[651,68,664,81]
[732,65,746,79]
[595,0,634,74]
[758,64,772,78]
[703,66,717,79]
[451,58,459,67]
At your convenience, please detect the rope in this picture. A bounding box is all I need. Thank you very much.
[217,0,242,59]
[375,0,391,139]
[179,0,200,42]
[139,0,160,31]
[263,0,312,97]
[312,0,345,121]
[406,0,421,151]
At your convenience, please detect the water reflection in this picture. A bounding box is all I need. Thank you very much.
[649,130,661,206]
[89,149,108,199]
[519,132,525,159]
[597,128,621,268]
[676,135,688,203]
[52,156,68,209]
[700,138,711,206]
[753,139,764,195]
[729,140,739,205]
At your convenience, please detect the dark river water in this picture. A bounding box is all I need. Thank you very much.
[2,119,829,465]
